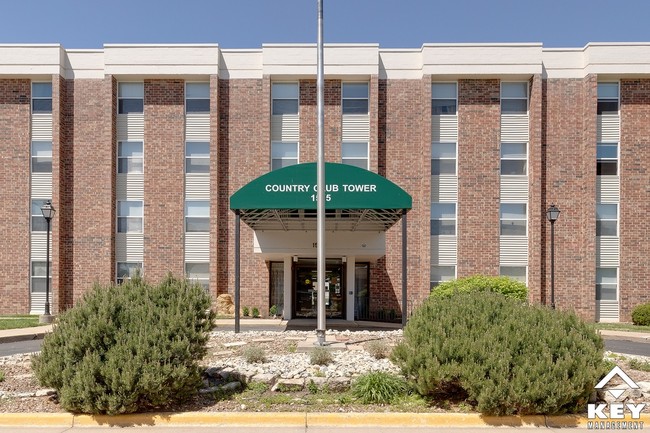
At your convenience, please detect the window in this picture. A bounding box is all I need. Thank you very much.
[117,201,143,233]
[271,142,298,170]
[597,143,618,175]
[31,261,50,293]
[500,266,527,283]
[117,262,141,284]
[430,203,456,236]
[186,82,210,113]
[118,141,143,174]
[186,142,210,174]
[186,262,209,292]
[431,83,457,115]
[501,82,528,114]
[342,83,369,115]
[272,83,299,115]
[500,203,527,236]
[431,142,457,175]
[597,83,619,115]
[31,199,48,232]
[596,204,618,236]
[185,201,209,232]
[341,142,368,169]
[32,82,52,113]
[501,143,527,175]
[31,141,52,173]
[118,83,144,114]
[596,268,618,301]
[430,265,455,290]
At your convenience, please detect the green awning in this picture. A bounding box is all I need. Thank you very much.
[230,163,412,231]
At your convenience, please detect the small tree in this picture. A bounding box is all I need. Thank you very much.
[32,274,215,415]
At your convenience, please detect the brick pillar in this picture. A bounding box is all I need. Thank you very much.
[457,79,501,277]
[144,80,185,281]
[59,77,116,308]
[528,74,544,304]
[0,79,30,313]
[543,76,597,319]
[369,75,380,174]
[619,79,650,320]
[220,78,270,313]
[372,78,430,317]
[299,79,341,163]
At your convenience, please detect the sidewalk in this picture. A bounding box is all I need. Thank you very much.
[0,318,402,344]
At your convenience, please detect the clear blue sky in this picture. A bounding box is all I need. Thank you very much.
[2,0,649,49]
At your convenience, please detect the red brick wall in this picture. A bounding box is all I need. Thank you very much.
[0,80,30,314]
[528,75,544,304]
[543,76,597,319]
[619,79,650,320]
[143,80,185,281]
[457,79,501,277]
[299,79,341,163]
[56,77,116,308]
[372,78,430,318]
[218,78,270,313]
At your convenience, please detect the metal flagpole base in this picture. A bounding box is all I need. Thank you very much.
[315,329,326,346]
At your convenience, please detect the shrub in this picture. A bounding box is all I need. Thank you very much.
[629,358,650,372]
[364,340,391,360]
[0,370,5,382]
[252,307,260,318]
[310,347,333,366]
[352,371,409,404]
[392,291,603,415]
[242,346,266,364]
[32,274,215,415]
[431,275,528,301]
[632,303,650,326]
[269,305,278,317]
[242,306,250,317]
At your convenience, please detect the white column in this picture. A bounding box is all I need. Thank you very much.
[346,256,356,321]
[283,256,293,320]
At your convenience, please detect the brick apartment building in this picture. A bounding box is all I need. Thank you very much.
[0,43,648,323]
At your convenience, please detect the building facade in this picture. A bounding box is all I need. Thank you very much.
[0,43,649,322]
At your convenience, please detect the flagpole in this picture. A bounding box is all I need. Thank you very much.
[315,0,326,346]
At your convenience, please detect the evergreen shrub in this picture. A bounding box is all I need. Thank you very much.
[32,274,215,415]
[392,291,604,415]
[431,275,528,300]
[631,302,650,326]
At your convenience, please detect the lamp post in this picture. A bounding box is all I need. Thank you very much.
[546,204,560,309]
[40,200,55,323]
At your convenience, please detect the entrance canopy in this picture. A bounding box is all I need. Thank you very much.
[230,163,412,231]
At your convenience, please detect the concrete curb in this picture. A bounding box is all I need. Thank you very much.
[0,325,52,344]
[1,412,649,428]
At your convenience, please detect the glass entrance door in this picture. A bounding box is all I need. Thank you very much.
[294,259,344,319]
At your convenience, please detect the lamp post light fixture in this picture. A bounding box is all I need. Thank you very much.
[546,203,560,310]
[40,200,55,324]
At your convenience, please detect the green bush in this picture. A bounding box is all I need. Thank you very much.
[269,305,278,317]
[352,371,409,404]
[242,306,250,317]
[0,370,5,382]
[632,303,650,326]
[431,275,528,301]
[252,307,260,318]
[32,274,215,415]
[392,291,603,415]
